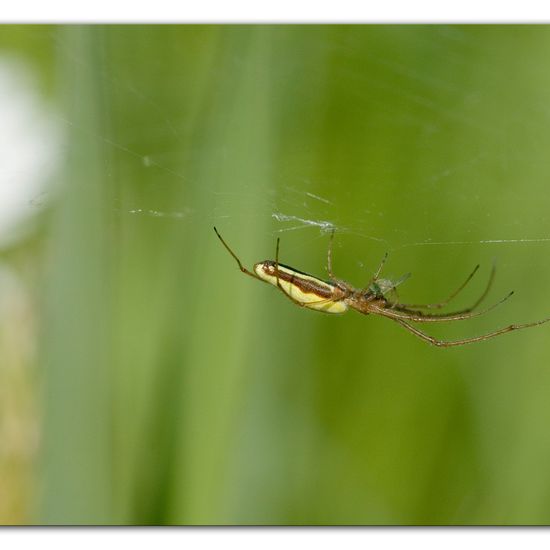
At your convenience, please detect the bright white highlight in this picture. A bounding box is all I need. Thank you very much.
[0,57,62,248]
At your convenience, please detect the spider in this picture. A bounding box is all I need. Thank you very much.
[213,227,550,347]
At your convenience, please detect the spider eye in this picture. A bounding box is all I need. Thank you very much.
[254,261,274,278]
[263,261,275,274]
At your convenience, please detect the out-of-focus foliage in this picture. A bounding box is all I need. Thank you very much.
[2,25,550,524]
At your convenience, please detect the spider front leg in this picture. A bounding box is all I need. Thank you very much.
[274,236,342,309]
[274,236,320,308]
[326,230,350,289]
[326,229,336,280]
[273,237,301,304]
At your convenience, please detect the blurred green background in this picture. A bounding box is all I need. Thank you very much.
[1,25,550,525]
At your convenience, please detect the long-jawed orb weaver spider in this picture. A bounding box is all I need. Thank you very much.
[213,227,550,347]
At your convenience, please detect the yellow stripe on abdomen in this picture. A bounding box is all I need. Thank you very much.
[254,262,348,314]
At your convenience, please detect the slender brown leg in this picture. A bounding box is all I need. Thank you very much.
[396,263,495,316]
[371,291,513,323]
[392,266,497,318]
[275,236,281,290]
[214,227,264,282]
[327,229,335,280]
[273,233,338,309]
[392,316,550,347]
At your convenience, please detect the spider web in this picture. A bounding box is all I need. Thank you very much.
[5,28,550,297]
[4,25,550,527]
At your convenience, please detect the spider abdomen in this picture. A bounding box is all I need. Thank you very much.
[254,260,348,314]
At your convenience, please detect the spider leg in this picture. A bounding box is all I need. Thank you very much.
[391,277,507,318]
[274,232,341,309]
[327,229,336,280]
[395,263,494,313]
[275,235,281,287]
[390,316,550,347]
[273,236,299,304]
[371,290,514,322]
[214,227,265,282]
[273,236,302,305]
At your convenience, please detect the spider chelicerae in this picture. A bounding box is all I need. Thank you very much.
[214,227,550,347]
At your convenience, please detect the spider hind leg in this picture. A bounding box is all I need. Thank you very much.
[394,315,550,347]
[394,263,495,316]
